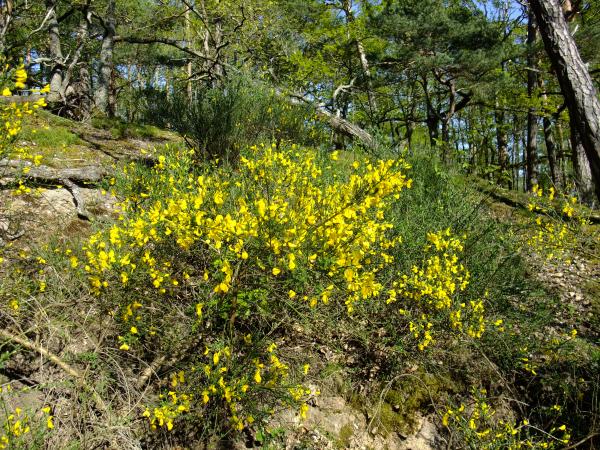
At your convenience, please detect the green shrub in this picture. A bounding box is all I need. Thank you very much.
[141,75,323,163]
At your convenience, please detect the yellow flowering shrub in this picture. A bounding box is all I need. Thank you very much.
[74,143,413,432]
[73,141,494,434]
[443,388,570,449]
[526,185,589,263]
[386,229,486,350]
[1,62,47,157]
[0,63,46,222]
[143,343,313,432]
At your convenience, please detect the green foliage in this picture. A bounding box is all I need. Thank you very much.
[443,388,571,449]
[140,75,320,163]
[90,116,163,140]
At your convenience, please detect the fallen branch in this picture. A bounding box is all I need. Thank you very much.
[0,328,108,413]
[287,92,377,149]
[61,178,91,221]
[0,160,108,184]
[474,180,600,223]
[136,355,167,389]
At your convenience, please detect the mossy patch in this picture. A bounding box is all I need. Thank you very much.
[336,423,354,449]
[373,370,459,437]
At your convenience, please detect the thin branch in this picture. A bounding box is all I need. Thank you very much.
[0,328,107,413]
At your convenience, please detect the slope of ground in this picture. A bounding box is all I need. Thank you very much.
[1,112,181,248]
[0,118,598,449]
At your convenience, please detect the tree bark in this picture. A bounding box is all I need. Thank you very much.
[316,107,376,149]
[530,0,600,203]
[495,107,510,188]
[45,0,64,104]
[287,92,376,149]
[543,114,560,187]
[185,6,193,101]
[526,7,539,191]
[96,0,116,117]
[570,117,595,203]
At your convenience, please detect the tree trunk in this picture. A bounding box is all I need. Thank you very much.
[542,115,560,187]
[405,121,414,153]
[0,0,13,54]
[557,121,568,186]
[427,113,440,148]
[441,118,450,161]
[46,0,64,104]
[495,107,510,188]
[526,7,539,191]
[96,0,116,117]
[522,133,528,192]
[185,7,193,101]
[530,0,600,202]
[570,116,595,203]
[341,0,377,116]
[316,107,376,149]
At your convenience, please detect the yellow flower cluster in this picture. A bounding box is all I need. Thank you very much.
[0,406,30,449]
[81,143,411,317]
[387,229,485,350]
[443,389,570,449]
[1,65,46,140]
[0,64,46,208]
[0,386,54,449]
[526,185,587,263]
[143,343,311,432]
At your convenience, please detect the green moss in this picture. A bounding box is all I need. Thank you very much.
[374,371,460,437]
[20,124,83,149]
[336,423,354,449]
[91,116,165,140]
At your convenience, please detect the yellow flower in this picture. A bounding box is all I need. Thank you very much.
[299,403,309,419]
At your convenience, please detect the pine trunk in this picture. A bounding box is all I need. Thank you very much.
[531,0,600,202]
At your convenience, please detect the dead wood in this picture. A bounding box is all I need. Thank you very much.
[61,177,91,220]
[0,159,108,184]
[0,328,108,413]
